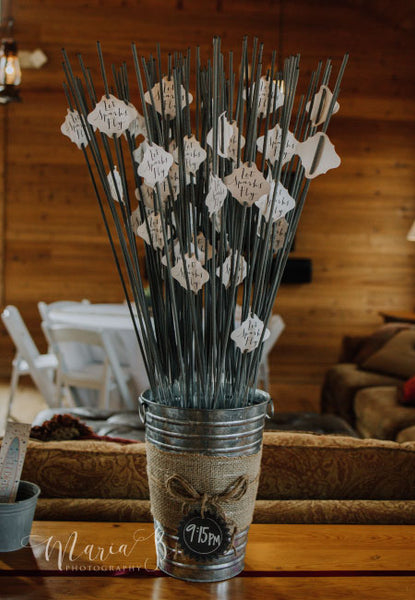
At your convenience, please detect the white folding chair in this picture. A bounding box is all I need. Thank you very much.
[43,322,134,410]
[258,314,285,392]
[38,300,91,351]
[1,306,58,421]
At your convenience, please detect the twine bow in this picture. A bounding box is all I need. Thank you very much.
[166,473,249,519]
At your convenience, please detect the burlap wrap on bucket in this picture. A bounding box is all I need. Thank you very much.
[146,440,262,533]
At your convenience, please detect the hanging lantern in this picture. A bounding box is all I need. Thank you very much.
[0,24,22,103]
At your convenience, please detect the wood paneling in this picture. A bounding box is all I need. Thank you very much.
[0,0,414,412]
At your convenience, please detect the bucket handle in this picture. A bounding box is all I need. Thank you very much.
[138,396,147,424]
[265,398,274,420]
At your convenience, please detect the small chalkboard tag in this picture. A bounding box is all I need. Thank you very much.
[177,509,231,561]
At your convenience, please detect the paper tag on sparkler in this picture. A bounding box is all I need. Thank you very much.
[296,132,340,179]
[271,218,289,253]
[61,109,90,149]
[306,85,339,126]
[133,139,149,165]
[225,162,270,207]
[216,251,247,288]
[206,112,234,158]
[137,143,174,187]
[256,124,297,166]
[180,135,207,174]
[227,122,246,163]
[87,94,137,137]
[206,174,228,216]
[144,77,193,119]
[131,206,141,233]
[231,313,270,353]
[171,254,210,293]
[136,211,168,250]
[256,181,295,222]
[126,111,147,139]
[107,166,124,202]
[196,233,213,264]
[244,77,284,115]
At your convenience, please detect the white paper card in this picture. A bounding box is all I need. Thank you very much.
[107,166,124,202]
[180,135,207,174]
[216,251,247,288]
[271,218,289,252]
[227,122,246,162]
[296,132,341,179]
[127,112,147,139]
[244,77,284,115]
[257,124,297,166]
[225,163,270,207]
[137,143,174,187]
[144,77,193,118]
[87,94,137,137]
[206,112,234,158]
[306,85,339,126]
[256,181,295,222]
[136,211,168,250]
[231,313,270,353]
[171,254,210,293]
[131,206,141,234]
[206,174,228,216]
[61,109,89,149]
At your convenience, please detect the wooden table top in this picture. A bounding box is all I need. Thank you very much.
[1,522,415,599]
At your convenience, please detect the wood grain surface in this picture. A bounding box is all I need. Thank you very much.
[1,522,414,599]
[0,1,414,412]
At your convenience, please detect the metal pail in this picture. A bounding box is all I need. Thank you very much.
[139,389,271,582]
[0,481,40,552]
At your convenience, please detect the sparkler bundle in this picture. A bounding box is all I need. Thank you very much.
[61,38,347,409]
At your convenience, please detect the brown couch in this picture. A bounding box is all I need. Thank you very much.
[321,324,415,440]
[14,432,415,524]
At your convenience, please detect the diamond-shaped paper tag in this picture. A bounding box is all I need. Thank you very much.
[206,174,228,216]
[144,77,193,119]
[107,166,124,202]
[306,85,340,127]
[87,94,137,137]
[256,181,295,222]
[271,218,289,252]
[227,122,246,163]
[136,211,168,250]
[206,112,234,158]
[231,313,270,353]
[61,109,90,149]
[296,132,340,179]
[137,162,180,209]
[244,77,284,115]
[171,254,210,293]
[225,162,270,207]
[137,143,174,187]
[131,206,141,234]
[126,112,147,139]
[179,135,207,175]
[216,251,247,288]
[257,124,297,166]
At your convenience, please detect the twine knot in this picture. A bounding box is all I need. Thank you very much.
[166,473,249,519]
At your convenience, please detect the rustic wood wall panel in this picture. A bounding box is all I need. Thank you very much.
[0,0,414,413]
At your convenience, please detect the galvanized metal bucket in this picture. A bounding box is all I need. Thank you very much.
[0,481,40,552]
[139,388,271,582]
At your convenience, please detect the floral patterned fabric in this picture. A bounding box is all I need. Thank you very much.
[8,431,415,523]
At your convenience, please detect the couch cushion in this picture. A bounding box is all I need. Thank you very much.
[14,432,415,505]
[397,426,415,443]
[320,363,402,425]
[360,329,415,379]
[354,387,415,440]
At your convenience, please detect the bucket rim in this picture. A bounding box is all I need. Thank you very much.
[139,387,271,413]
[14,480,41,504]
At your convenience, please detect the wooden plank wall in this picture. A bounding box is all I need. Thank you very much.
[0,0,414,412]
